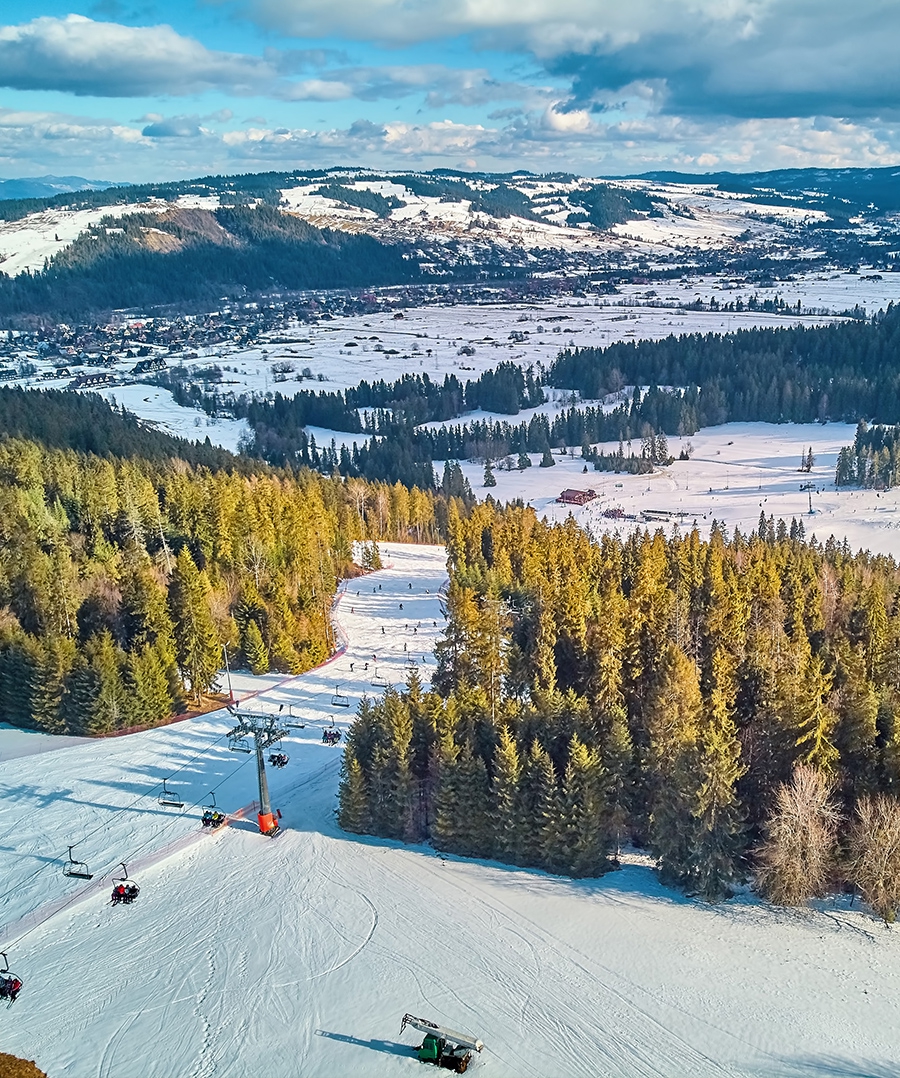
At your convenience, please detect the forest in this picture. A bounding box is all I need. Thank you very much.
[548,304,900,426]
[0,205,419,321]
[339,501,900,916]
[0,423,443,737]
[835,421,900,490]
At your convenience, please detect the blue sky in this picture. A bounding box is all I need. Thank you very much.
[1,0,899,182]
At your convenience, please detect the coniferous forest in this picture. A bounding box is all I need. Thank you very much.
[0,431,441,736]
[339,501,900,915]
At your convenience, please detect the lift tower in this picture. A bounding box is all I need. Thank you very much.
[226,707,299,836]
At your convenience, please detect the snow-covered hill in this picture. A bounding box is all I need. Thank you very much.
[1,544,898,1078]
[0,171,857,281]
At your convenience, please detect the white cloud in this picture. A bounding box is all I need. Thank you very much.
[220,0,900,120]
[0,102,898,184]
[0,15,533,108]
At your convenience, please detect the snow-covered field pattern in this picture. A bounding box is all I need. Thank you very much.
[10,270,899,448]
[2,544,900,1078]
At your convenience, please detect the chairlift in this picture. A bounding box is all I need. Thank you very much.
[158,779,185,809]
[201,792,226,829]
[331,683,350,708]
[0,953,23,1006]
[62,843,93,880]
[111,864,140,906]
[371,666,389,688]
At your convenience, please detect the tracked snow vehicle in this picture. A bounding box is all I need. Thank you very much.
[400,1014,483,1073]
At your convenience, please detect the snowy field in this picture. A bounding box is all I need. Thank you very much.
[451,421,900,558]
[2,544,900,1078]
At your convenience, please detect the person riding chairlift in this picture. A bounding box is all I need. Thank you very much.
[0,975,22,1001]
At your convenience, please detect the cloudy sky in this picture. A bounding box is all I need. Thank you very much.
[1,0,899,182]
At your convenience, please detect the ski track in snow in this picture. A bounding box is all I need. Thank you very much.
[0,543,899,1077]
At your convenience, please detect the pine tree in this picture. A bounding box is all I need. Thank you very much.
[124,643,174,728]
[690,649,747,900]
[242,618,269,675]
[483,459,497,488]
[31,635,76,734]
[514,741,562,872]
[490,725,522,863]
[603,706,634,859]
[168,548,220,702]
[647,645,702,888]
[539,447,556,468]
[791,650,839,773]
[433,745,490,858]
[560,736,609,877]
[337,751,371,834]
[517,451,532,470]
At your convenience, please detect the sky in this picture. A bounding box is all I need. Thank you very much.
[1,0,900,183]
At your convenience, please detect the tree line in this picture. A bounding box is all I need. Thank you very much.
[547,304,900,427]
[0,434,445,736]
[339,501,900,917]
[835,421,900,489]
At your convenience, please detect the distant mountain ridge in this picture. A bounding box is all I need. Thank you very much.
[0,175,120,200]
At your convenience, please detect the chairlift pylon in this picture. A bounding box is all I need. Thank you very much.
[331,683,350,708]
[62,843,93,880]
[159,779,185,809]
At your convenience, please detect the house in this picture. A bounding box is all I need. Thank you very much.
[132,356,167,375]
[71,372,115,388]
[556,488,597,506]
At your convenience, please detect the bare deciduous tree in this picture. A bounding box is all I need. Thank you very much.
[848,795,900,923]
[755,765,840,906]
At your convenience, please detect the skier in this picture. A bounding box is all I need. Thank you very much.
[399,602,403,610]
[382,626,385,634]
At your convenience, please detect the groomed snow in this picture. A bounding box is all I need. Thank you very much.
[1,544,899,1078]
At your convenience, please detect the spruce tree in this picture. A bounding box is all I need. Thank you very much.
[483,459,497,488]
[242,618,270,675]
[337,751,371,834]
[168,548,220,702]
[491,725,522,863]
[690,649,747,900]
[560,736,609,877]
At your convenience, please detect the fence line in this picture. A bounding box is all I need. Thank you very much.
[0,800,259,948]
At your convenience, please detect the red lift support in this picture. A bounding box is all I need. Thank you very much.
[226,707,301,835]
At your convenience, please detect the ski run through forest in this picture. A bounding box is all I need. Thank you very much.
[0,544,899,1077]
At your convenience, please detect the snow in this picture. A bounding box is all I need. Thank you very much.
[96,384,249,453]
[0,201,167,277]
[449,420,900,558]
[1,544,899,1077]
[0,723,89,762]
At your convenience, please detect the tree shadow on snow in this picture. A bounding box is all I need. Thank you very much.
[774,1055,898,1078]
[314,1029,410,1057]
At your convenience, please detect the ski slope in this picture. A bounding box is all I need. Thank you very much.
[1,545,899,1078]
